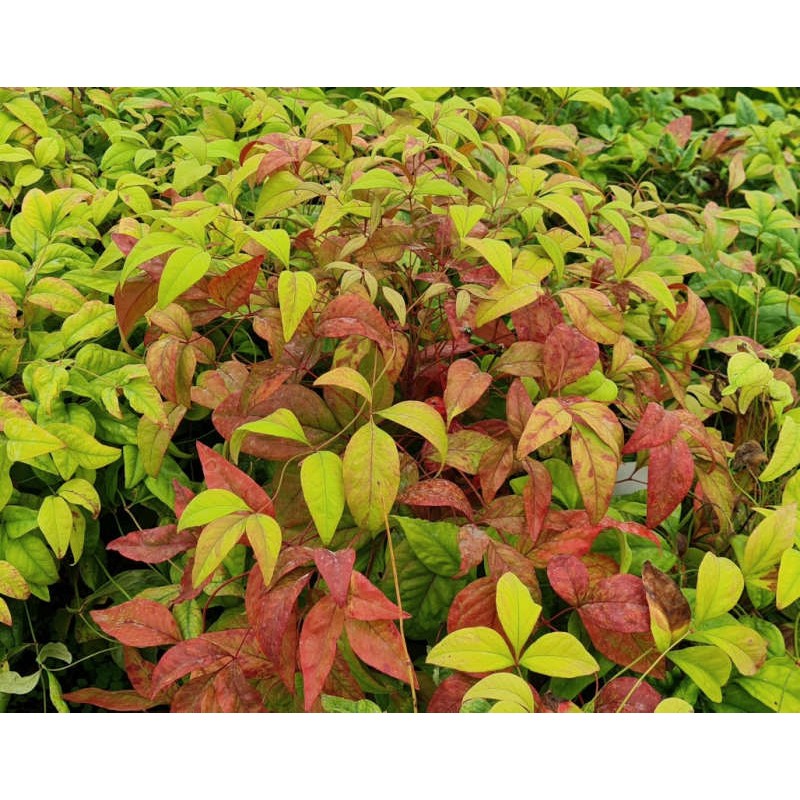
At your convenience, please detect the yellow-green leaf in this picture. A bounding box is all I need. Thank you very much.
[57,478,101,518]
[3,417,65,462]
[519,632,599,677]
[249,229,291,267]
[449,204,485,239]
[37,496,73,559]
[245,513,282,587]
[230,408,310,463]
[300,451,345,546]
[694,552,744,624]
[516,397,573,459]
[178,488,250,531]
[777,548,800,610]
[626,271,677,315]
[462,673,535,713]
[191,512,249,586]
[654,697,694,713]
[537,194,590,244]
[759,417,800,482]
[314,366,373,404]
[375,401,448,463]
[158,246,212,309]
[495,572,540,659]
[463,237,513,285]
[741,504,796,579]
[426,626,515,672]
[668,645,731,702]
[689,622,766,676]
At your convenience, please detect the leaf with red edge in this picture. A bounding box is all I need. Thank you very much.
[642,561,691,647]
[317,294,395,358]
[443,359,492,427]
[314,548,356,607]
[115,277,157,341]
[570,422,619,523]
[106,524,197,564]
[399,478,474,521]
[299,595,346,711]
[581,617,664,677]
[62,687,163,712]
[523,459,552,544]
[344,618,417,687]
[646,437,695,528]
[662,288,711,355]
[547,555,591,607]
[146,335,196,407]
[197,441,274,515]
[91,599,182,647]
[486,540,541,599]
[427,674,476,712]
[622,403,682,453]
[346,571,408,621]
[595,677,662,713]
[208,255,262,312]
[511,293,564,343]
[543,323,599,391]
[455,524,490,578]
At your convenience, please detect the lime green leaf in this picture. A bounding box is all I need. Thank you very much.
[462,673,535,713]
[278,270,316,341]
[177,488,250,531]
[230,408,310,462]
[654,697,694,713]
[668,645,731,702]
[249,229,291,267]
[4,97,49,136]
[760,417,800,482]
[519,632,599,678]
[37,496,73,559]
[436,114,483,148]
[4,534,59,585]
[61,301,117,347]
[42,423,121,470]
[694,552,744,624]
[741,504,796,579]
[537,194,590,244]
[690,621,767,676]
[245,513,282,587]
[122,232,185,282]
[496,572,540,659]
[426,626,515,672]
[0,667,41,695]
[300,451,345,545]
[474,267,543,327]
[777,548,800,610]
[349,168,406,193]
[381,286,406,326]
[463,237,513,285]
[191,512,249,587]
[376,400,448,463]
[625,271,677,315]
[4,417,65,462]
[172,159,212,193]
[736,656,800,712]
[449,204,485,239]
[314,366,373,404]
[342,421,399,534]
[157,246,211,309]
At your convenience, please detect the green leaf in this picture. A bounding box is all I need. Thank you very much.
[349,168,406,193]
[0,668,41,695]
[625,271,677,315]
[177,488,250,531]
[376,400,448,463]
[735,656,800,712]
[230,408,310,462]
[3,417,65,462]
[654,697,694,713]
[249,229,291,267]
[694,552,744,624]
[390,516,460,577]
[245,513,282,587]
[462,673,535,713]
[191,512,249,586]
[43,423,121,471]
[122,232,184,281]
[278,270,316,341]
[668,645,731,702]
[314,366,373,404]
[689,620,766,676]
[495,572,540,659]
[3,534,59,585]
[426,626,515,672]
[759,417,800,482]
[320,695,382,713]
[519,632,599,678]
[37,496,73,559]
[60,301,117,348]
[463,237,513,285]
[537,194,590,244]
[157,246,212,309]
[342,421,399,534]
[300,451,345,546]
[741,504,796,579]
[449,204,485,239]
[777,548,800,610]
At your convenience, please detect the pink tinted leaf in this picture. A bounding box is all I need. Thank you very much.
[91,599,182,647]
[443,359,492,426]
[196,441,274,515]
[522,459,552,544]
[427,674,476,712]
[455,524,490,578]
[346,571,408,621]
[313,548,356,607]
[62,687,163,712]
[317,294,395,357]
[149,636,234,698]
[543,323,599,391]
[299,596,345,711]
[207,255,262,312]
[399,478,474,521]
[595,676,662,713]
[622,403,682,453]
[106,524,197,563]
[344,618,418,687]
[547,554,590,607]
[646,437,695,528]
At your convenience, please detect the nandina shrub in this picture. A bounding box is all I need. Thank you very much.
[1,87,799,712]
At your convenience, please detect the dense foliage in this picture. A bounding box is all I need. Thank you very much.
[1,86,799,712]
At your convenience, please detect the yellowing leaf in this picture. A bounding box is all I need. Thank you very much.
[37,496,73,560]
[777,548,800,610]
[463,237,513,285]
[474,267,543,327]
[301,451,345,545]
[191,512,249,586]
[560,287,624,344]
[376,401,448,463]
[519,632,599,677]
[668,645,731,703]
[694,552,744,624]
[177,488,250,531]
[342,421,399,534]
[741,504,796,579]
[278,270,317,342]
[426,626,515,672]
[349,168,406,193]
[537,194,590,244]
[626,271,677,315]
[4,417,65,462]
[449,204,485,239]
[314,366,373,404]
[495,572,540,658]
[654,697,694,713]
[462,673,535,713]
[516,398,573,459]
[689,622,766,676]
[248,229,291,267]
[759,417,800,482]
[245,513,282,587]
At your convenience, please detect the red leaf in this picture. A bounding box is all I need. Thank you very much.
[91,599,182,647]
[486,540,540,600]
[455,524,490,578]
[317,294,395,358]
[169,674,219,712]
[595,677,662,713]
[313,548,356,607]
[511,293,565,343]
[426,674,476,712]
[443,359,492,424]
[477,441,514,505]
[664,115,693,148]
[479,495,526,537]
[62,687,163,712]
[600,518,661,545]
[299,596,345,711]
[581,618,664,677]
[146,335,196,407]
[344,618,418,687]
[447,577,500,634]
[149,636,235,698]
[197,441,274,515]
[646,437,695,527]
[114,277,158,341]
[579,573,651,634]
[173,481,196,518]
[212,661,266,712]
[399,478,474,521]
[506,378,534,440]
[547,555,590,607]
[522,460,552,544]
[622,403,682,453]
[106,524,197,564]
[111,233,139,256]
[543,323,599,391]
[208,255,262,312]
[346,571,408,621]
